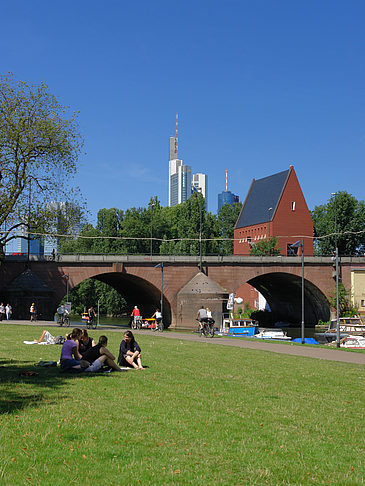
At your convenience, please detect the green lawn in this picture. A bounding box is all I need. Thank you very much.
[0,325,364,485]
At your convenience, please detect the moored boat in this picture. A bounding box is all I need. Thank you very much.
[328,317,365,335]
[315,317,365,343]
[340,335,365,349]
[226,319,258,337]
[253,328,291,341]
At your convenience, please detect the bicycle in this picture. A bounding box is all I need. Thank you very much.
[134,316,142,330]
[58,314,70,327]
[197,319,215,338]
[86,316,97,330]
[152,318,163,332]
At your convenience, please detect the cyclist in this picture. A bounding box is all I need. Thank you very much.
[131,306,141,329]
[206,307,215,325]
[57,304,65,324]
[88,306,96,326]
[151,309,162,330]
[63,306,70,326]
[196,306,208,333]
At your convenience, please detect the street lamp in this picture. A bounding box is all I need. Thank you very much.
[27,178,32,265]
[289,239,305,344]
[154,263,164,327]
[331,192,340,348]
[150,201,156,256]
[198,189,203,272]
[62,274,69,304]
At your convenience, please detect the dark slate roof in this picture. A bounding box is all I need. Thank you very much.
[235,169,290,229]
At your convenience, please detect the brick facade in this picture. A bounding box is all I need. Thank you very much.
[234,167,313,256]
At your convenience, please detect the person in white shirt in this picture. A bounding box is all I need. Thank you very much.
[5,304,12,320]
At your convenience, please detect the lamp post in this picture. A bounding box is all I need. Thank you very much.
[62,274,69,304]
[150,201,155,256]
[331,192,340,348]
[199,189,203,272]
[289,240,305,344]
[27,178,32,265]
[267,207,273,256]
[154,263,164,325]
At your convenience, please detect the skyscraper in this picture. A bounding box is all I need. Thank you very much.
[168,118,192,207]
[218,191,239,211]
[217,170,239,212]
[169,156,192,207]
[17,225,44,255]
[192,173,208,204]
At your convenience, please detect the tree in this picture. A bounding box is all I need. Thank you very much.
[249,237,281,256]
[311,191,365,256]
[216,202,242,255]
[0,73,84,258]
[328,283,358,317]
[60,195,239,256]
[67,279,127,316]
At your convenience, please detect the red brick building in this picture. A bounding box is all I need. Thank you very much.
[234,166,313,256]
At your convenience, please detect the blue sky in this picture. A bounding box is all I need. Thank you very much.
[2,0,364,222]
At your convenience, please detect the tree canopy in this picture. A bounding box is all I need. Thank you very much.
[61,195,243,256]
[311,191,365,256]
[249,237,281,256]
[0,73,85,258]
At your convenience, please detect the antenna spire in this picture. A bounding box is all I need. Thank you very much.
[175,112,178,157]
[225,169,228,191]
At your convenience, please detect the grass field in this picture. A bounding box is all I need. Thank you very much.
[0,325,364,485]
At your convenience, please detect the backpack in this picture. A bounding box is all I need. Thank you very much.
[55,335,65,345]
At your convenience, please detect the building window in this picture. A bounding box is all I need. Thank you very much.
[361,300,365,307]
[287,244,298,256]
[291,201,296,211]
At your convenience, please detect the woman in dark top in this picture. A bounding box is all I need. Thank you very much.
[118,330,144,369]
[78,329,95,357]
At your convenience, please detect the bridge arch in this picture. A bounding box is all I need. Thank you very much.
[75,271,172,326]
[243,272,330,325]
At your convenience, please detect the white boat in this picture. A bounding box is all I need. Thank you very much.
[328,317,365,335]
[253,328,291,341]
[340,335,365,349]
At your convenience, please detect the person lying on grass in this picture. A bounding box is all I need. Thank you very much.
[82,335,124,372]
[118,330,144,370]
[60,328,83,372]
[24,330,57,345]
[78,329,95,357]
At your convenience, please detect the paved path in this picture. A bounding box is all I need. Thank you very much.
[6,320,365,365]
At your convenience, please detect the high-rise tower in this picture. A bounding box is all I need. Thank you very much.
[168,114,192,207]
[218,170,239,212]
[191,173,208,205]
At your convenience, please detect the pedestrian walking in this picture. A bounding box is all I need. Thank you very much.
[30,303,36,322]
[5,304,12,320]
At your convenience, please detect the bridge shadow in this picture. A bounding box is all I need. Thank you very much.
[0,359,116,415]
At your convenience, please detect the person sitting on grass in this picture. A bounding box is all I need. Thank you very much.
[82,335,124,372]
[118,330,144,370]
[78,329,95,357]
[59,328,83,372]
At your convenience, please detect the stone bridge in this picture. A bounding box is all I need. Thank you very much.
[1,255,364,328]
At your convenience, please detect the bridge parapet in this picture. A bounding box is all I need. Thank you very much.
[5,254,365,265]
